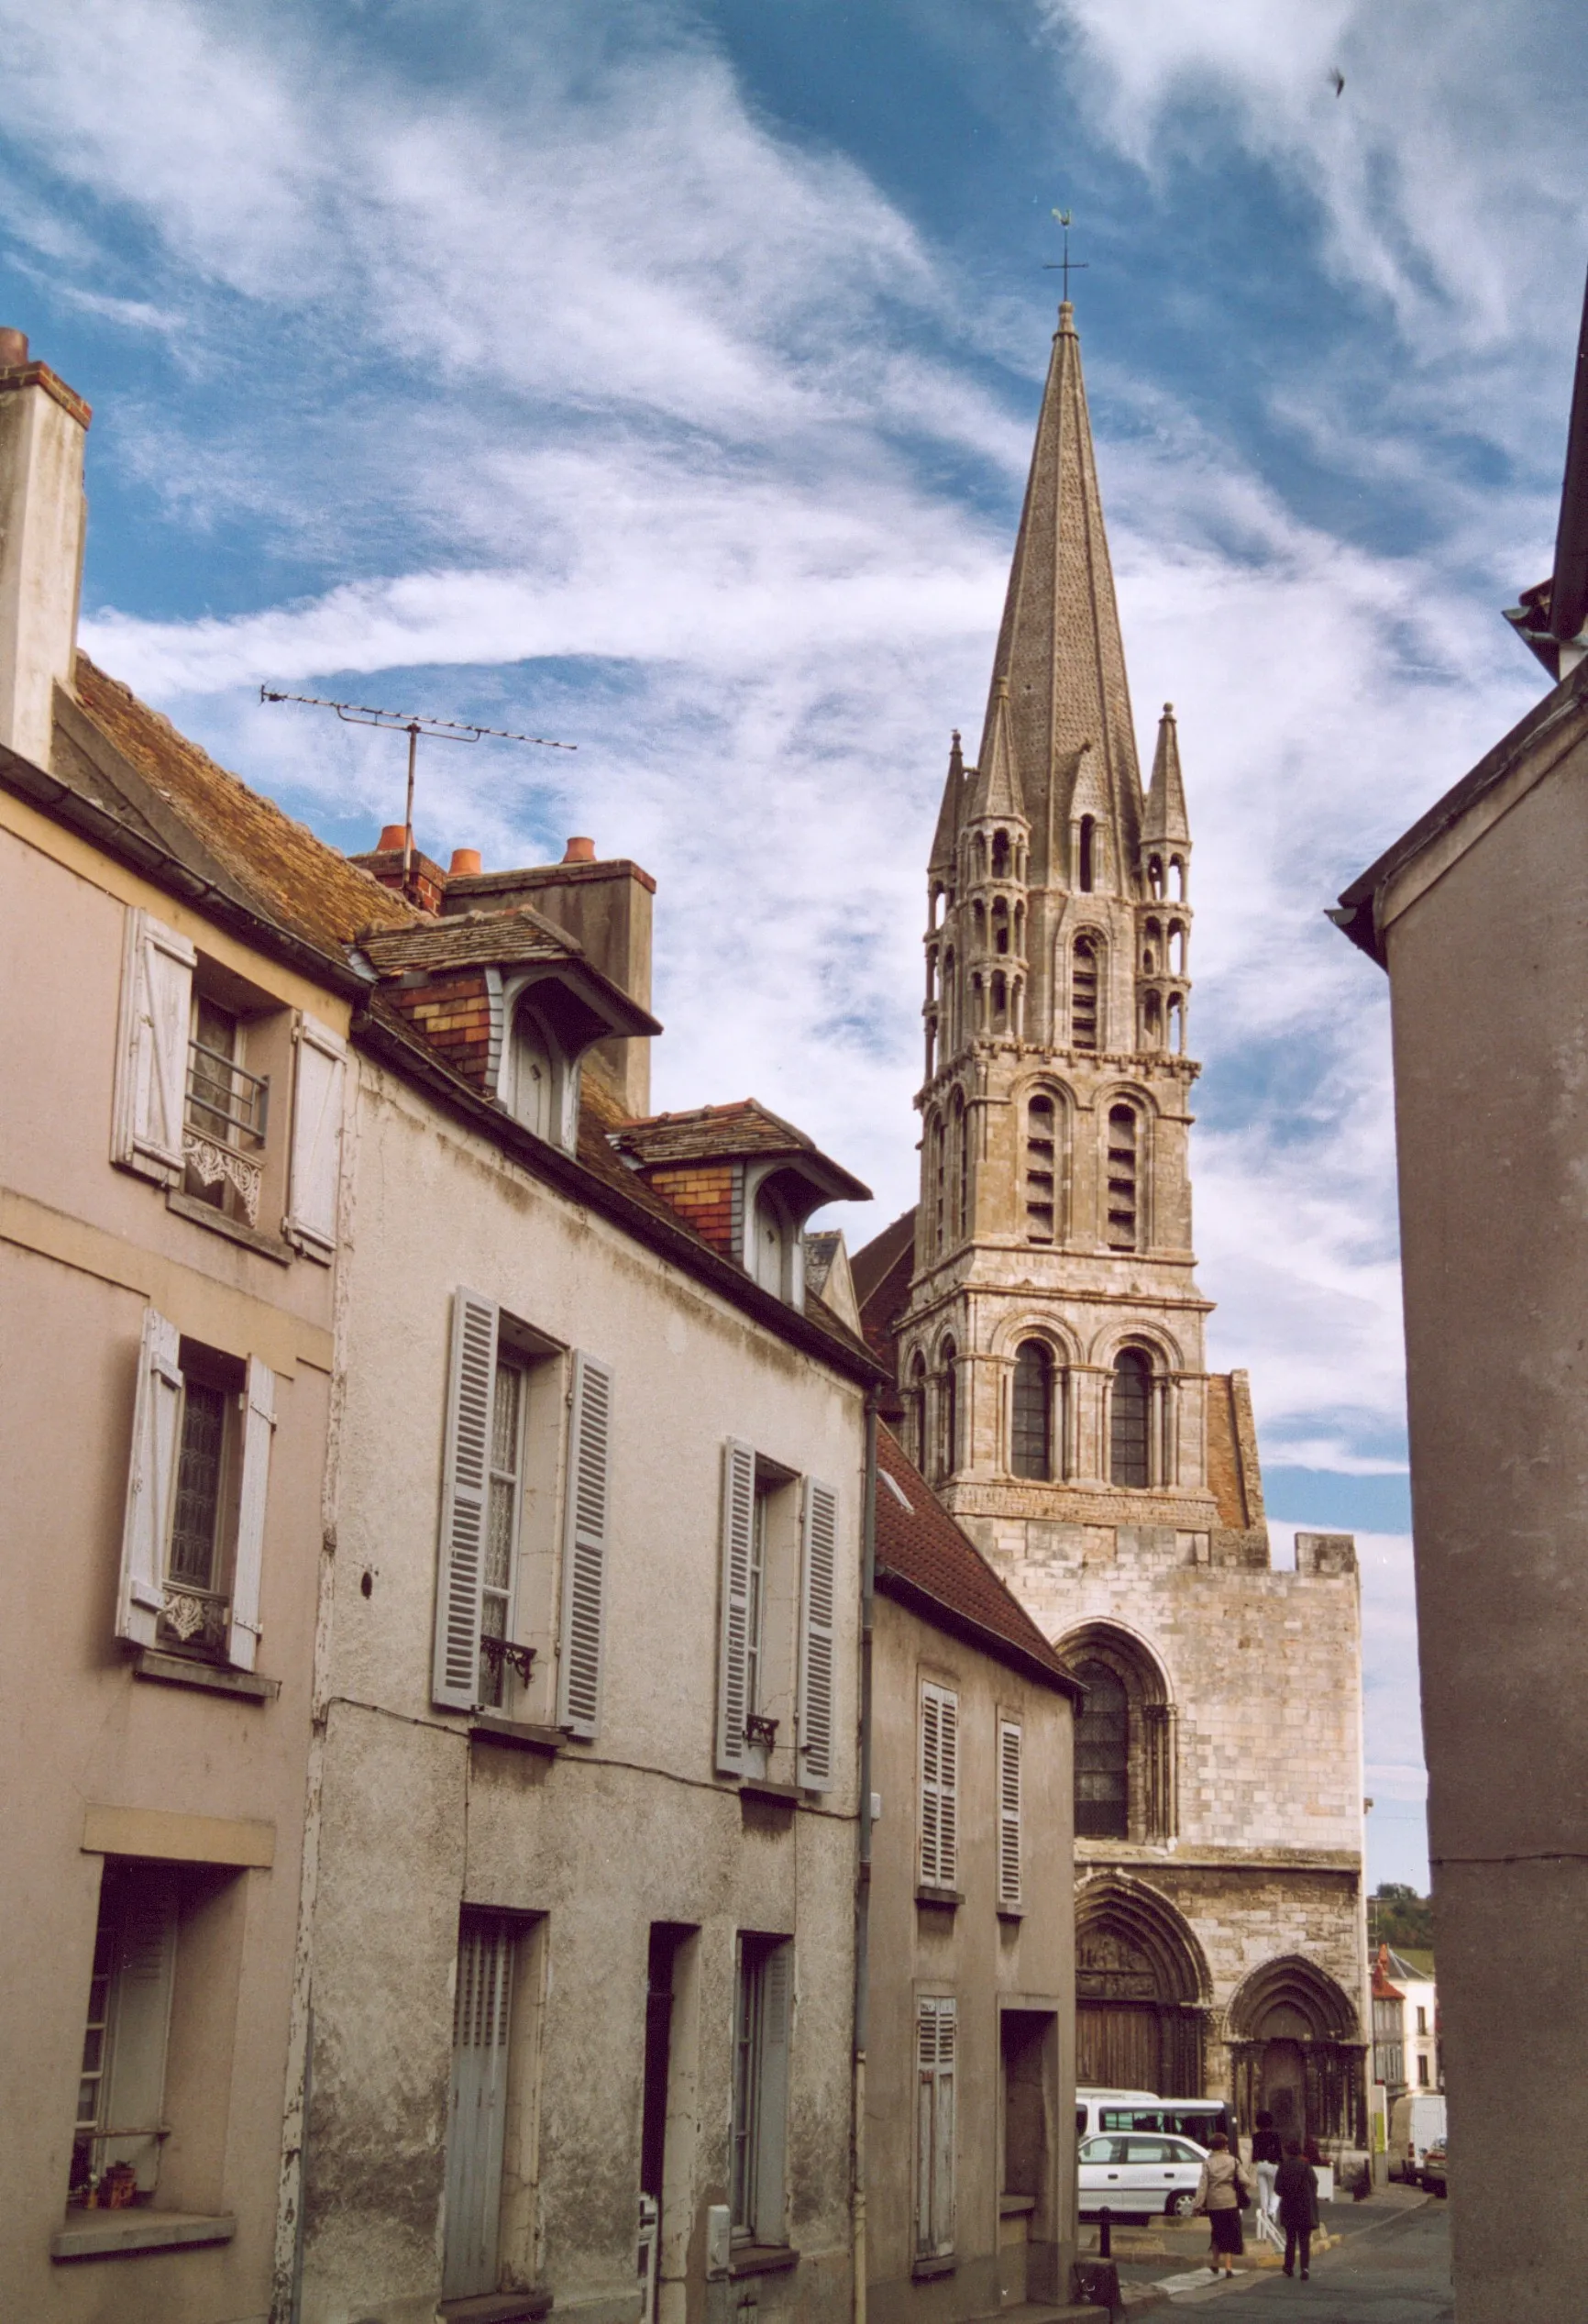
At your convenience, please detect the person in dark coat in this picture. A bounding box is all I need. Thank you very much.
[1274,2139,1319,2279]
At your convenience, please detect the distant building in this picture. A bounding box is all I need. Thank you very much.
[856,297,1370,2156]
[1370,1944,1440,2096]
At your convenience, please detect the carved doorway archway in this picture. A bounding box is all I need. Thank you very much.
[1075,1877,1210,2097]
[1227,1957,1366,2152]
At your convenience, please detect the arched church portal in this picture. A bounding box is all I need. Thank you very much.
[1225,1956,1366,2152]
[1075,1878,1209,2098]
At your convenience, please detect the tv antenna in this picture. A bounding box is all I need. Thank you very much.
[260,688,577,891]
[1044,208,1088,304]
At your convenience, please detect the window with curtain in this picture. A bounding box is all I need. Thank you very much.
[1010,1341,1053,1480]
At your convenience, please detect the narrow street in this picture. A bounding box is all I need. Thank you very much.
[1132,2196,1453,2320]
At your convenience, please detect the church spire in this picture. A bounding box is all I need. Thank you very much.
[977,299,1142,890]
[965,679,1027,826]
[1142,702,1190,847]
[929,730,964,880]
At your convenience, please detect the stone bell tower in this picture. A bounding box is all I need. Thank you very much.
[897,300,1215,1533]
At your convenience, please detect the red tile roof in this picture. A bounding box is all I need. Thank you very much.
[614,1099,870,1201]
[874,1426,1081,1696]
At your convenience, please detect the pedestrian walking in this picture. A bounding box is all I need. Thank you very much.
[1274,2138,1320,2280]
[1252,2108,1283,2222]
[1193,2132,1252,2278]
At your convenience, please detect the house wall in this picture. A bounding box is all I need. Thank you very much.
[866,1596,1076,2324]
[0,800,340,2321]
[1374,711,1588,2321]
[302,1056,866,2324]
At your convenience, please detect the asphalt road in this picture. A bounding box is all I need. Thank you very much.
[1150,2198,1453,2319]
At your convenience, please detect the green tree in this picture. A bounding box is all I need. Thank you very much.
[1369,1884,1434,1948]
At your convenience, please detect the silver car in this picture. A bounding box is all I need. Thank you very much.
[1078,2131,1208,2219]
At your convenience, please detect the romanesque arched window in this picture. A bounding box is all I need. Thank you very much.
[992,828,1010,880]
[929,1113,946,1254]
[942,948,955,1051]
[908,1352,928,1472]
[937,1339,959,1478]
[1142,991,1163,1049]
[991,970,1008,1032]
[1167,993,1185,1054]
[1074,1659,1129,1838]
[1105,1103,1139,1248]
[1011,1340,1053,1480]
[954,1092,970,1240]
[1079,816,1097,892]
[1110,1347,1152,1488]
[992,896,1010,955]
[1025,1092,1055,1243]
[1072,936,1100,1050]
[1142,916,1162,974]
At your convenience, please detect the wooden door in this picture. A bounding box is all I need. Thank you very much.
[444,1913,514,2299]
[1077,2002,1159,2093]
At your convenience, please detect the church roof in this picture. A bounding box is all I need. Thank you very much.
[978,300,1143,887]
[874,1425,1083,1699]
[1142,702,1190,847]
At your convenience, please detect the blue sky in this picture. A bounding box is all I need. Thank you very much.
[7,0,1583,1885]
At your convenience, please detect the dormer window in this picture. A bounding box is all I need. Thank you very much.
[750,1182,795,1298]
[507,999,558,1143]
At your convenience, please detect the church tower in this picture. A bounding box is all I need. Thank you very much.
[899,300,1211,1530]
[868,300,1369,2134]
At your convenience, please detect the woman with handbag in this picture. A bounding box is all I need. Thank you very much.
[1193,2133,1253,2278]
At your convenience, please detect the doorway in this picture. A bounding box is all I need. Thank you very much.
[443,1911,516,2300]
[640,1924,695,2323]
[1261,2038,1307,2144]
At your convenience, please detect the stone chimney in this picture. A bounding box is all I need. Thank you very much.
[0,331,91,769]
[443,838,656,1116]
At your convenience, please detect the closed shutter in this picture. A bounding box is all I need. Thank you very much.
[920,1683,958,1888]
[753,1941,792,2243]
[116,1309,183,1646]
[433,1289,501,1710]
[102,1867,180,2194]
[443,1911,515,2299]
[797,1477,838,1790]
[284,1016,347,1259]
[998,1719,1023,1910]
[557,1352,613,1738]
[227,1357,276,1671]
[112,910,194,1181]
[915,1996,957,2257]
[715,1440,756,1775]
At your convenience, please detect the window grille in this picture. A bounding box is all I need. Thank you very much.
[183,1002,269,1223]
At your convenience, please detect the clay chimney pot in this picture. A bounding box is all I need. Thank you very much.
[0,327,28,369]
[449,847,482,877]
[563,836,596,863]
[377,824,408,852]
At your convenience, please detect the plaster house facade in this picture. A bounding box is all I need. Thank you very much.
[1330,286,1588,2312]
[1369,1944,1439,2100]
[855,300,1369,2157]
[0,336,375,2320]
[865,1425,1081,2324]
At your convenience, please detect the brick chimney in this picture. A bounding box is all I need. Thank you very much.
[0,331,91,769]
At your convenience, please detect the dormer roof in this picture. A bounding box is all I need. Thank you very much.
[357,906,660,1041]
[612,1098,870,1205]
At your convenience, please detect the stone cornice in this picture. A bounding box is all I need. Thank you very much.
[1077,1841,1362,1876]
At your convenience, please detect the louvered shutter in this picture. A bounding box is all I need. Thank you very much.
[557,1352,613,1739]
[715,1440,756,1774]
[103,1868,180,2193]
[753,1942,792,2242]
[920,1688,941,1887]
[116,1309,183,1645]
[797,1477,838,1790]
[998,1720,1023,1909]
[112,910,194,1181]
[227,1357,276,1671]
[920,1683,958,1887]
[433,1290,501,1710]
[915,1996,957,2257]
[284,1016,347,1259]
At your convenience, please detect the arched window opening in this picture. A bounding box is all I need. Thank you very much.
[972,972,987,1031]
[932,1116,947,1253]
[976,834,988,878]
[508,1001,556,1141]
[955,1095,970,1239]
[942,949,955,1050]
[1014,902,1025,953]
[1011,1340,1053,1480]
[1147,855,1164,900]
[750,1185,791,1296]
[1078,816,1097,893]
[1025,1093,1055,1242]
[923,1015,937,1082]
[991,971,1008,1031]
[1142,991,1163,1048]
[1169,856,1185,901]
[1074,1660,1130,1839]
[1105,1103,1139,1249]
[1168,993,1185,1054]
[1012,976,1025,1039]
[1072,937,1100,1051]
[927,944,939,1002]
[991,829,1010,880]
[1142,915,1162,974]
[972,899,987,951]
[1168,922,1185,976]
[1111,1348,1152,1488]
[992,897,1010,955]
[908,1353,928,1472]
[930,883,943,930]
[938,1341,959,1479]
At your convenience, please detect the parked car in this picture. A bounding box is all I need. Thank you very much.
[1419,2140,1448,2197]
[1078,2131,1209,2220]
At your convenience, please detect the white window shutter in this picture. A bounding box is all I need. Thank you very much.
[557,1352,613,1738]
[112,910,194,1181]
[938,1689,959,1887]
[433,1289,501,1710]
[798,1477,838,1790]
[227,1358,276,1671]
[915,1996,956,2258]
[998,1720,1023,1910]
[116,1309,183,1646]
[102,1870,180,2194]
[285,1016,347,1259]
[753,1942,792,2241]
[716,1440,756,1775]
[919,1688,941,1887]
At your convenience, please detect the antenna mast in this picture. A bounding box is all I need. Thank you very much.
[260,688,577,894]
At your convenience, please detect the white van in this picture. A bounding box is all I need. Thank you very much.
[1388,2091,1446,2183]
[1075,2086,1234,2148]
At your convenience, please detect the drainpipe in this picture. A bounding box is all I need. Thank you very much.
[853,1389,878,2324]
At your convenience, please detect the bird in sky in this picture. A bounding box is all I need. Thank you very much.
[1329,66,1346,97]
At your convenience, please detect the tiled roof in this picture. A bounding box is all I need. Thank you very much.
[874,1426,1080,1695]
[74,654,415,955]
[615,1099,822,1165]
[358,907,580,972]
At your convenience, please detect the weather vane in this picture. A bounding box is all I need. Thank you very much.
[260,688,576,892]
[1044,208,1088,303]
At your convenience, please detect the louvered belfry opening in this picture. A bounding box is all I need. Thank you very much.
[1105,1104,1139,1248]
[1025,1093,1056,1242]
[1072,935,1099,1047]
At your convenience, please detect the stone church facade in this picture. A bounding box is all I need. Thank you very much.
[855,300,1369,2153]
